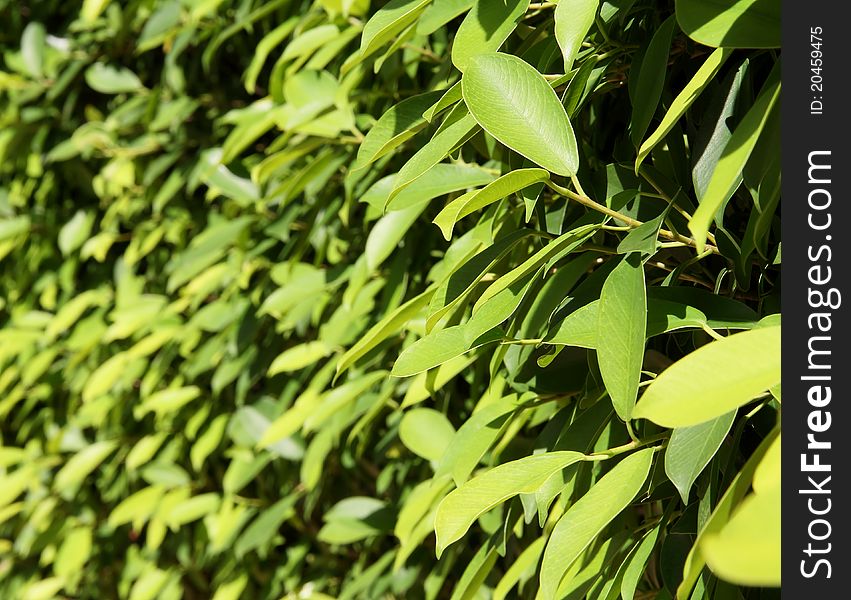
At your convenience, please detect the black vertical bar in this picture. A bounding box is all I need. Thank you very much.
[782,1,850,595]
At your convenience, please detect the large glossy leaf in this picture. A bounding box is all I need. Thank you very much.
[539,448,654,600]
[597,255,646,420]
[434,451,586,556]
[676,0,780,48]
[451,0,529,72]
[462,53,578,176]
[634,326,781,427]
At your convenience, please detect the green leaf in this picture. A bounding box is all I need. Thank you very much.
[665,410,735,503]
[493,536,546,600]
[554,0,599,72]
[676,0,780,49]
[423,82,463,121]
[539,448,654,600]
[616,211,666,255]
[21,22,46,79]
[433,168,549,239]
[85,63,144,94]
[701,473,780,586]
[634,326,781,428]
[473,224,596,312]
[436,394,524,485]
[388,111,479,201]
[336,288,435,378]
[365,203,426,269]
[268,342,331,375]
[597,255,646,421]
[689,74,781,251]
[620,526,661,600]
[417,0,475,35]
[392,270,535,377]
[451,0,529,72]
[54,440,118,491]
[629,15,677,147]
[434,451,586,556]
[399,408,456,462]
[676,428,777,599]
[54,526,92,578]
[463,53,578,176]
[352,91,442,172]
[58,210,95,256]
[636,48,733,171]
[359,0,433,60]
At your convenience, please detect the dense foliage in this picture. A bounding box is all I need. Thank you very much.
[1,0,781,599]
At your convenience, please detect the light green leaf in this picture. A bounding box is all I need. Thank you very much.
[636,48,733,171]
[701,473,780,587]
[399,408,456,462]
[597,255,646,420]
[21,22,46,79]
[268,342,331,375]
[473,224,596,312]
[58,210,95,256]
[554,0,599,72]
[634,326,780,428]
[493,536,546,600]
[436,394,523,485]
[433,168,549,239]
[463,53,578,176]
[388,111,479,201]
[676,0,780,49]
[55,440,118,490]
[54,526,92,578]
[676,428,777,599]
[539,448,654,600]
[336,288,435,378]
[451,0,529,72]
[352,91,442,172]
[365,203,426,269]
[85,63,144,94]
[359,0,432,61]
[620,526,661,600]
[393,271,534,377]
[434,451,586,556]
[689,74,781,251]
[665,411,735,503]
[423,81,463,122]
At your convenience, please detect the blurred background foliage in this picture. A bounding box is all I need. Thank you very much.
[0,0,780,599]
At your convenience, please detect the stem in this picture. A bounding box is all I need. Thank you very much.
[626,420,640,444]
[586,432,669,460]
[639,168,717,245]
[546,180,720,254]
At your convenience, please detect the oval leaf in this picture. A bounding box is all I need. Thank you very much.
[462,53,578,176]
[633,326,781,428]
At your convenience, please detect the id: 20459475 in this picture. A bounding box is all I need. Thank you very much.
[811,26,824,115]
